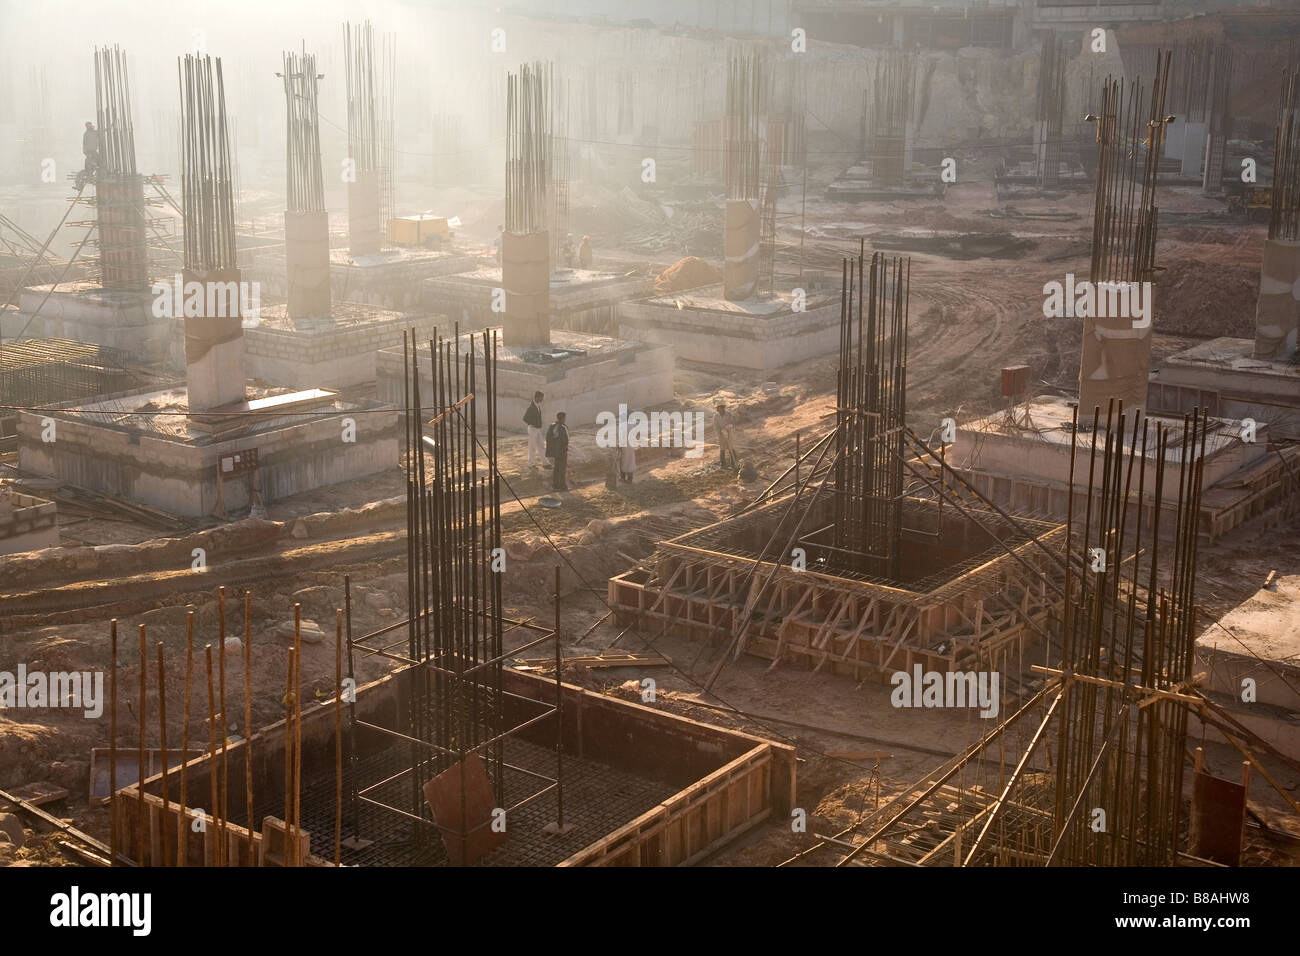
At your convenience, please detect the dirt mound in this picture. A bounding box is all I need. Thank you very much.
[1155,260,1258,338]
[654,256,720,293]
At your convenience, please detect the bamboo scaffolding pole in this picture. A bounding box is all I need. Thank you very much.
[109,620,118,866]
[243,591,254,863]
[284,647,294,865]
[156,642,169,867]
[218,587,228,866]
[335,609,343,866]
[204,644,217,866]
[179,612,193,866]
[137,624,146,863]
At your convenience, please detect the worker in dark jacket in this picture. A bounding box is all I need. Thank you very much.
[545,412,570,492]
[76,121,100,189]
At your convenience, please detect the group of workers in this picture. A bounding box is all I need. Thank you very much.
[494,227,593,269]
[524,392,739,495]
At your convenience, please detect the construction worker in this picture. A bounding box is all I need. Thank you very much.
[715,401,736,471]
[562,232,575,268]
[76,121,100,190]
[578,235,593,269]
[494,225,504,265]
[618,407,636,483]
[523,390,546,471]
[546,411,570,492]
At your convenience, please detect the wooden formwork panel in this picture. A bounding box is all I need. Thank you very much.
[112,787,323,867]
[115,667,793,867]
[560,745,775,867]
[609,555,1059,681]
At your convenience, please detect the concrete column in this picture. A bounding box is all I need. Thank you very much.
[723,198,759,301]
[285,209,331,319]
[1163,117,1186,161]
[347,168,382,257]
[1254,239,1300,361]
[1034,119,1061,188]
[96,174,148,291]
[1202,131,1226,196]
[869,132,906,187]
[184,267,246,411]
[1078,311,1152,421]
[1180,122,1207,179]
[502,229,550,348]
[903,119,915,182]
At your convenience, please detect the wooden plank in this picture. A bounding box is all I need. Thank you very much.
[515,653,671,668]
[0,785,112,858]
[560,745,773,867]
[1,781,68,807]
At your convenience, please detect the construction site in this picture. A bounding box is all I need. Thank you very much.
[0,0,1297,899]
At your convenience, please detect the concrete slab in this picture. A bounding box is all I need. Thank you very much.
[1,283,170,365]
[377,328,674,434]
[242,302,442,388]
[424,266,653,335]
[1192,572,1300,762]
[17,385,397,518]
[618,284,840,369]
[251,244,480,311]
[951,395,1299,542]
[1149,336,1300,441]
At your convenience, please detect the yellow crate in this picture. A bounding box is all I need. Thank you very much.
[387,216,450,244]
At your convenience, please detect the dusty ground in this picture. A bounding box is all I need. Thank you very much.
[2,151,1296,867]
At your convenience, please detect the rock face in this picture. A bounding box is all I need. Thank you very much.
[0,813,26,850]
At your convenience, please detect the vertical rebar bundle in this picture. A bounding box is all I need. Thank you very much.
[702,246,912,689]
[1166,39,1217,125]
[1269,69,1300,241]
[767,57,807,167]
[1036,36,1066,189]
[344,21,387,172]
[402,328,507,836]
[280,51,325,214]
[832,250,909,578]
[178,53,237,272]
[344,21,396,226]
[95,46,137,178]
[1088,54,1171,286]
[724,51,763,202]
[505,62,553,235]
[867,52,916,187]
[94,46,147,292]
[550,78,571,263]
[1202,46,1234,196]
[1046,403,1209,866]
